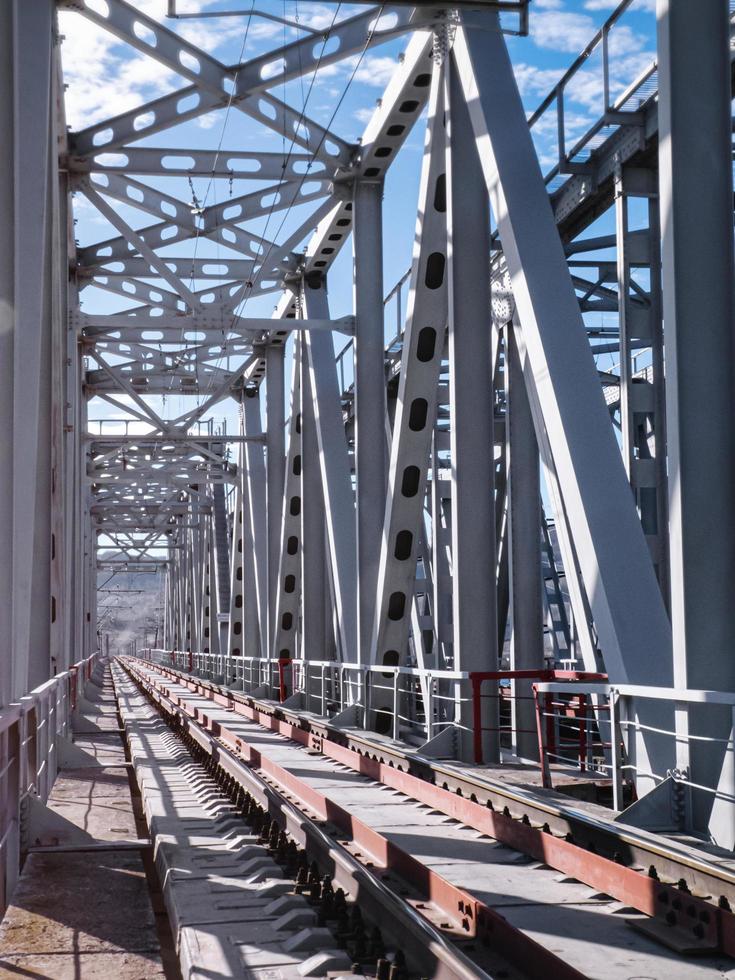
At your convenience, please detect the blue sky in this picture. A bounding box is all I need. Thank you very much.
[59,0,657,429]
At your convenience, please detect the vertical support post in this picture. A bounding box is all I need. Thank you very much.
[657,0,735,844]
[614,166,669,596]
[506,322,544,761]
[300,335,327,663]
[452,8,673,689]
[266,342,285,658]
[0,0,14,705]
[243,392,268,660]
[610,690,623,812]
[534,689,552,789]
[271,336,303,665]
[430,443,452,668]
[211,481,231,655]
[445,56,497,762]
[302,275,357,665]
[353,178,387,666]
[371,60,447,696]
[0,0,56,701]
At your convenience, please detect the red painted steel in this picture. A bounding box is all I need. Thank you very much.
[129,661,589,980]
[134,659,735,957]
[469,669,606,764]
[277,658,291,702]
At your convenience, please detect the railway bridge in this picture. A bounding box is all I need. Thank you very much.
[1,0,735,976]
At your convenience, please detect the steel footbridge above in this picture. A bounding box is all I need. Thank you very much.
[1,1,735,977]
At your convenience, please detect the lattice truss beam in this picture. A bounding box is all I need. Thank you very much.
[60,0,448,563]
[60,1,677,770]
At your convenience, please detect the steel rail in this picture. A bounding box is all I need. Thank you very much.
[130,655,735,953]
[118,656,590,980]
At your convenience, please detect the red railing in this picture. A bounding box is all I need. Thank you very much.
[277,658,292,702]
[470,670,607,765]
[533,681,617,789]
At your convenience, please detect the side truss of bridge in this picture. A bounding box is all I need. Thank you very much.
[1,1,735,975]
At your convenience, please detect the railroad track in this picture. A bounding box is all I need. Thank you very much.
[120,656,735,979]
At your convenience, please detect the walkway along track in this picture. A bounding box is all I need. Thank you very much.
[119,656,735,979]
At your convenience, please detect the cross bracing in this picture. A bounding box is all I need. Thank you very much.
[1,0,735,856]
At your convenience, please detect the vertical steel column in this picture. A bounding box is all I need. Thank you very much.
[614,166,668,597]
[0,1,14,704]
[15,0,54,691]
[452,11,673,691]
[271,339,304,664]
[162,564,170,648]
[243,393,268,661]
[430,451,452,668]
[445,57,497,762]
[51,62,69,676]
[266,342,286,658]
[353,179,386,665]
[371,63,447,688]
[506,323,544,761]
[0,0,56,697]
[211,481,231,654]
[228,423,251,659]
[657,0,735,843]
[303,276,357,664]
[300,337,327,662]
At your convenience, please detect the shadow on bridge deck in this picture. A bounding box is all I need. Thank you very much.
[0,660,177,980]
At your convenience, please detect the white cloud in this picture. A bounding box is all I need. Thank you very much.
[58,2,253,131]
[354,54,402,88]
[294,3,352,31]
[195,110,222,130]
[354,105,376,125]
[316,52,402,89]
[535,0,565,8]
[514,62,567,99]
[530,11,597,52]
[585,0,656,11]
[607,24,646,56]
[71,194,109,226]
[530,5,651,56]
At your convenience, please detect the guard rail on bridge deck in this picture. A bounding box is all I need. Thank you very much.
[141,647,605,766]
[0,651,99,918]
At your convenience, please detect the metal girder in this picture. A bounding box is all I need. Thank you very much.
[66,0,426,163]
[371,60,447,676]
[0,0,58,701]
[81,314,354,339]
[19,0,730,855]
[451,10,673,693]
[78,177,329,267]
[80,182,202,309]
[67,145,321,180]
[657,0,735,846]
[271,345,303,662]
[265,342,286,656]
[299,334,328,665]
[274,32,435,322]
[78,172,196,233]
[445,54,497,760]
[506,322,544,762]
[303,276,357,665]
[83,256,255,281]
[353,178,387,664]
[242,394,269,659]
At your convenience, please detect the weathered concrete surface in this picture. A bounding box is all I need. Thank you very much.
[0,850,165,980]
[36,765,139,843]
[0,660,167,980]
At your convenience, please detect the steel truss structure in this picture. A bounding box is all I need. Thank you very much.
[1,0,735,847]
